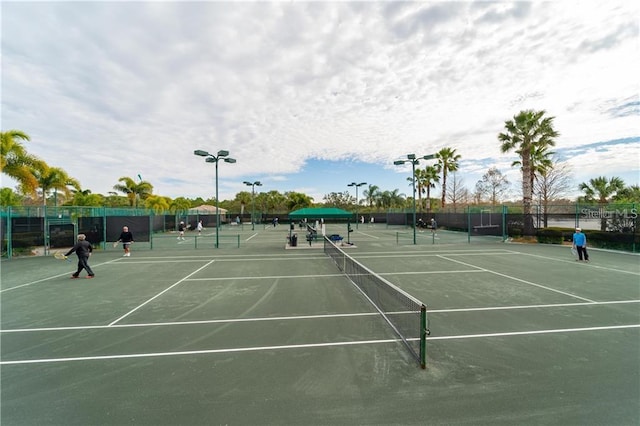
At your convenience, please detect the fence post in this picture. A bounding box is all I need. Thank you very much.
[502,205,507,241]
[7,206,13,260]
[467,205,471,243]
[102,206,107,251]
[634,202,637,253]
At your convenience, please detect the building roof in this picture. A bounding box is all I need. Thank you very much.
[188,204,227,213]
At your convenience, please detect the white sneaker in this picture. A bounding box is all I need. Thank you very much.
[126,253,131,257]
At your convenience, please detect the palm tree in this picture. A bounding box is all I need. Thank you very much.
[68,189,104,207]
[363,184,380,209]
[31,162,80,206]
[613,185,640,203]
[422,165,439,212]
[579,176,625,231]
[377,189,405,209]
[144,195,171,213]
[170,197,192,213]
[286,191,313,211]
[408,169,425,212]
[435,147,461,209]
[1,129,39,194]
[234,191,253,216]
[514,143,554,202]
[113,176,154,207]
[499,109,559,234]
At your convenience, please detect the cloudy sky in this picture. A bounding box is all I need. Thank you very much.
[2,1,638,203]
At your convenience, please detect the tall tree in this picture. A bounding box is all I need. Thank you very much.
[113,176,153,207]
[435,147,461,209]
[67,189,104,207]
[408,168,436,212]
[170,197,192,213]
[363,184,380,208]
[0,187,24,207]
[144,195,171,213]
[377,189,405,209]
[445,173,469,212]
[31,162,80,206]
[285,191,313,211]
[579,176,625,231]
[475,167,510,206]
[533,159,573,227]
[499,109,559,234]
[263,190,287,214]
[1,129,39,194]
[422,165,439,212]
[613,185,640,203]
[323,191,353,209]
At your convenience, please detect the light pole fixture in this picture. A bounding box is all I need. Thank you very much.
[243,180,262,230]
[394,154,436,245]
[347,181,367,229]
[194,149,236,248]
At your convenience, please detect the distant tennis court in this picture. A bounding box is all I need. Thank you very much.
[2,225,639,425]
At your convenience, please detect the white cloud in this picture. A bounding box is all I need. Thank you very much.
[1,1,638,201]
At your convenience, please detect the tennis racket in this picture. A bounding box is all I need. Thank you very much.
[571,246,578,257]
[113,241,119,248]
[54,251,71,262]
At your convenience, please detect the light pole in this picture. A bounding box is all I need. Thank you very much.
[243,180,262,230]
[394,154,435,245]
[347,182,367,229]
[194,149,236,248]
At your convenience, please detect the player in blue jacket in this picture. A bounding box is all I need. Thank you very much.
[572,227,589,262]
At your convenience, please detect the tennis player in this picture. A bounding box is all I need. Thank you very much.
[118,226,134,257]
[572,227,589,262]
[178,222,186,240]
[65,234,95,279]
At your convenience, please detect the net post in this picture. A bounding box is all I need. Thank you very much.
[420,304,427,369]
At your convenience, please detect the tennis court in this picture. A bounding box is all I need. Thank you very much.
[2,225,639,425]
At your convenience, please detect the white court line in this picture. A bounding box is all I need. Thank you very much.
[355,251,516,259]
[505,250,640,276]
[0,258,122,293]
[108,256,329,264]
[426,324,640,340]
[440,255,597,303]
[3,299,638,334]
[428,299,640,313]
[245,233,259,241]
[1,312,380,333]
[184,270,486,282]
[187,273,345,281]
[107,259,216,326]
[2,324,638,366]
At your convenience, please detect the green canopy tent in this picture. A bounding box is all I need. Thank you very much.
[288,207,354,244]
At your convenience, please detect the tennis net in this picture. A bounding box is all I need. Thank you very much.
[323,236,429,368]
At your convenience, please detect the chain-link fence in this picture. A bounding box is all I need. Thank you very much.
[2,203,637,257]
[0,206,249,258]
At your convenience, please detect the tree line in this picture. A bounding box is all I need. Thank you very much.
[2,110,638,230]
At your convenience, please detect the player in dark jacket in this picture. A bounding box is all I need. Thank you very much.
[65,234,95,278]
[118,226,134,256]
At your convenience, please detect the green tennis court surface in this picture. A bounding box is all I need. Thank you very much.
[2,225,639,425]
